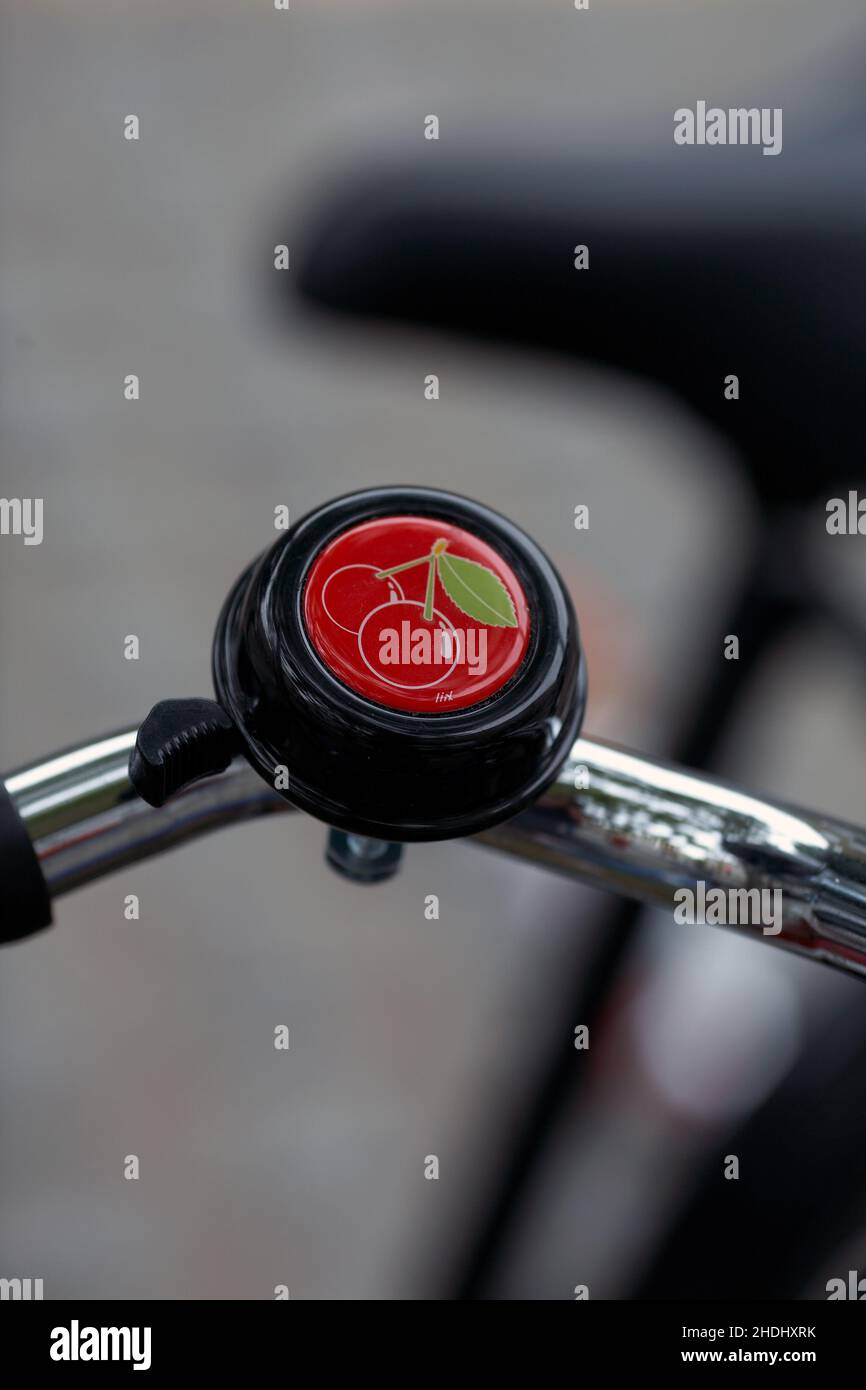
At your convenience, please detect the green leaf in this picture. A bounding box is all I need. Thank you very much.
[437,552,518,627]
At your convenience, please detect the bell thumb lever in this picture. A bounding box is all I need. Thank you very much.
[129,698,241,808]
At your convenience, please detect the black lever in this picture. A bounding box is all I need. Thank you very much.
[129,698,241,808]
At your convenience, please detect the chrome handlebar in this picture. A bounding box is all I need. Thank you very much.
[5,728,866,979]
[4,731,290,900]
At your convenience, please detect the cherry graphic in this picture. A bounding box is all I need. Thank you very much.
[302,513,531,713]
[376,537,518,626]
[320,564,404,635]
[357,600,460,690]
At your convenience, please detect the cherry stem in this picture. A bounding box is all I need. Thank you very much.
[374,553,432,579]
[423,555,436,621]
[375,541,450,619]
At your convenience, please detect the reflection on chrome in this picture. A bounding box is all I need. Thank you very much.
[479,739,866,978]
[5,729,866,979]
[5,731,289,898]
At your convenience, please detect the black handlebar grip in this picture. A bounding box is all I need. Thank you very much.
[0,779,52,944]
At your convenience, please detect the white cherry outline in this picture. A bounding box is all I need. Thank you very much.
[357,600,461,690]
[321,563,404,635]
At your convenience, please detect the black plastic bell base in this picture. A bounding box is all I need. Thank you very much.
[212,487,587,843]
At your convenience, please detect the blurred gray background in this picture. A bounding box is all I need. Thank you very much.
[1,0,864,1298]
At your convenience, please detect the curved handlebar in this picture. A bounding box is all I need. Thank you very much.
[5,729,866,979]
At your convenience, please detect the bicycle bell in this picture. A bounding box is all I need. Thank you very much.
[129,487,587,857]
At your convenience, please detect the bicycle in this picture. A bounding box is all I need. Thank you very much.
[4,93,866,1300]
[4,486,864,981]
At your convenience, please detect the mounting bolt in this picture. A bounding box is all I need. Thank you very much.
[325,830,403,884]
